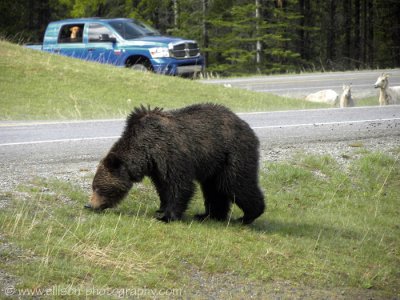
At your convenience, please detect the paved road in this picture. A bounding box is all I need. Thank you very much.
[1,105,399,160]
[0,105,399,191]
[201,69,400,99]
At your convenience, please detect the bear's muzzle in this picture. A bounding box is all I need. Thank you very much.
[85,192,108,211]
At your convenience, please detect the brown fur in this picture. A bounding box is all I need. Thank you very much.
[90,192,106,209]
[87,104,265,224]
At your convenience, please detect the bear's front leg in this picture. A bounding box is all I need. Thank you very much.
[154,180,195,223]
[157,210,180,223]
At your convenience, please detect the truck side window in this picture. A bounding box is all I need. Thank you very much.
[88,23,115,42]
[58,24,84,43]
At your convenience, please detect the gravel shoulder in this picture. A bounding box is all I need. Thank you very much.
[1,136,399,194]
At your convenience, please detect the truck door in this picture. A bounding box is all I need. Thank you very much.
[87,23,120,65]
[56,23,86,58]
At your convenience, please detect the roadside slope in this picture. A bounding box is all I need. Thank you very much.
[0,40,327,120]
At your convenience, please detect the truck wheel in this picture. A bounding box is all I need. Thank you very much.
[130,63,150,72]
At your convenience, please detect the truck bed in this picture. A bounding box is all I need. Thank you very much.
[25,44,43,51]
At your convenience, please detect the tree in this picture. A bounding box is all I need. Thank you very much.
[342,0,352,67]
[202,0,209,67]
[261,0,302,73]
[255,0,261,72]
[208,3,258,74]
[1,0,400,74]
[326,0,336,63]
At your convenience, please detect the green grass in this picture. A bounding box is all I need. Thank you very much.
[0,39,330,120]
[1,150,399,297]
[1,40,382,120]
[357,96,379,106]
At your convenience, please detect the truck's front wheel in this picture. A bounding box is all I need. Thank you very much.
[126,56,153,72]
[130,63,149,72]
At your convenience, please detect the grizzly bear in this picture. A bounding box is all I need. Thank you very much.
[85,104,265,224]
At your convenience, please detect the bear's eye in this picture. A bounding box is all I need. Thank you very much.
[92,184,99,193]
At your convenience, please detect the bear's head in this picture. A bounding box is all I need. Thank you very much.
[86,152,134,211]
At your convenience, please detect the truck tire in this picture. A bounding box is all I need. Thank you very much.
[130,63,150,72]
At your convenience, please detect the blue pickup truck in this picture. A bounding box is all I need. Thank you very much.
[26,18,204,76]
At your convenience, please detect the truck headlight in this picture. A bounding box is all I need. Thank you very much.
[149,47,170,58]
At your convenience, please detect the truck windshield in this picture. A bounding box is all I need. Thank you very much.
[108,19,160,40]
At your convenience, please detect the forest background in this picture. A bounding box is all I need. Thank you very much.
[1,0,399,75]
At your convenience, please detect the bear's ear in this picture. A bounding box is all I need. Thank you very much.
[103,152,123,170]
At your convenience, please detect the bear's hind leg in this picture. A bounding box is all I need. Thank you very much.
[196,180,231,222]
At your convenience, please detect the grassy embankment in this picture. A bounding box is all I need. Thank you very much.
[0,40,378,120]
[0,40,398,298]
[0,40,330,120]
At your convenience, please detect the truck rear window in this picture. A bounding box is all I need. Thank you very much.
[58,24,84,43]
[88,23,115,42]
[109,19,159,40]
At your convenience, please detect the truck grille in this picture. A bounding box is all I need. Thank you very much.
[170,42,200,59]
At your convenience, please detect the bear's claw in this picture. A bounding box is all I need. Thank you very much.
[156,211,180,223]
[194,213,210,222]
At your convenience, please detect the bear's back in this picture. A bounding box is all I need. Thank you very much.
[172,103,258,153]
[172,103,250,133]
[119,103,259,182]
[124,103,257,151]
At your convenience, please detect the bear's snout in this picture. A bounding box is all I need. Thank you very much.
[85,192,107,211]
[83,203,106,211]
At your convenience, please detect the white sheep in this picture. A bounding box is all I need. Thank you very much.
[374,73,400,105]
[339,84,355,108]
[305,89,338,105]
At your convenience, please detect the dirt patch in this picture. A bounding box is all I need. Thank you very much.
[181,262,392,299]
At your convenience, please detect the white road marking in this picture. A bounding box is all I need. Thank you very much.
[0,136,119,147]
[1,117,398,147]
[237,105,400,115]
[0,119,123,127]
[251,118,400,129]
